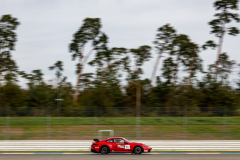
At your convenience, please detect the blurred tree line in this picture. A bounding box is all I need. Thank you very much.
[0,0,240,117]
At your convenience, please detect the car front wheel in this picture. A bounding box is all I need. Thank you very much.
[100,146,109,154]
[134,146,142,154]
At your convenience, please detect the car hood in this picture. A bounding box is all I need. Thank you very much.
[129,142,143,145]
[131,142,150,147]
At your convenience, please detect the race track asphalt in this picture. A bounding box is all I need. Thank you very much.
[1,154,240,160]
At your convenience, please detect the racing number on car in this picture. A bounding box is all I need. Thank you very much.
[125,145,130,149]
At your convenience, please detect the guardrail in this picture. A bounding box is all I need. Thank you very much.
[0,140,240,151]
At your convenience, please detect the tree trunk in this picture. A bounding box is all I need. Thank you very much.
[73,55,83,102]
[73,48,94,102]
[82,49,94,65]
[0,48,4,87]
[73,66,82,102]
[173,55,180,86]
[100,63,110,85]
[136,81,141,112]
[150,53,162,85]
[188,50,196,86]
[0,69,2,87]
[215,22,225,79]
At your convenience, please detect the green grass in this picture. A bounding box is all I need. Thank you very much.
[0,117,240,125]
[0,117,240,140]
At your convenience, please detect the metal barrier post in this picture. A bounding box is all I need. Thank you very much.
[47,106,51,140]
[183,106,187,140]
[5,106,10,140]
[94,106,98,138]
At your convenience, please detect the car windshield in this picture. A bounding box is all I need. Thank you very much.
[123,138,132,143]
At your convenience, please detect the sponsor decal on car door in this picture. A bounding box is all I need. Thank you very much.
[116,143,124,151]
[117,143,131,151]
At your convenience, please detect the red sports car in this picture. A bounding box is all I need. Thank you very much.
[91,137,152,154]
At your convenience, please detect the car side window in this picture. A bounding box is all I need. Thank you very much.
[106,139,113,142]
[114,139,124,143]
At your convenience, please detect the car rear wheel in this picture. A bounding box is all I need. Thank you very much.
[100,146,109,154]
[134,146,142,154]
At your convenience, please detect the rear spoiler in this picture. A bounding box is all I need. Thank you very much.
[93,139,99,142]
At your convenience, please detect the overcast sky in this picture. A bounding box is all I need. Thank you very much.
[1,0,240,87]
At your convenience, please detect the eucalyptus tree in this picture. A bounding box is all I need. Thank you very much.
[165,34,203,86]
[49,61,66,115]
[49,61,64,87]
[156,58,176,114]
[161,57,176,84]
[151,24,176,85]
[171,34,191,85]
[125,46,151,107]
[128,46,152,81]
[180,41,202,85]
[1,54,18,83]
[79,73,93,89]
[69,18,101,102]
[0,15,20,87]
[161,39,202,115]
[89,33,128,86]
[124,46,151,103]
[81,33,129,109]
[208,0,239,78]
[88,32,110,85]
[217,52,236,83]
[129,45,151,140]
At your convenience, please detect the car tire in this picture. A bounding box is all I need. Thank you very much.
[100,146,109,154]
[134,146,142,154]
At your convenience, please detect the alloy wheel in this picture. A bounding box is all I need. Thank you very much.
[101,147,108,154]
[134,147,142,154]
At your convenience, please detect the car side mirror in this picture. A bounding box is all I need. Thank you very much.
[124,141,128,144]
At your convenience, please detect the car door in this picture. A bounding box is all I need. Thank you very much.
[105,139,118,151]
[114,138,126,151]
